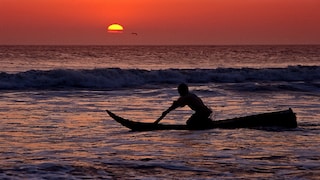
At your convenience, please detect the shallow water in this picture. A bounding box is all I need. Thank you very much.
[0,84,319,179]
[0,45,319,179]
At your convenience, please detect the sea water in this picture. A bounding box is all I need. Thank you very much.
[0,45,319,179]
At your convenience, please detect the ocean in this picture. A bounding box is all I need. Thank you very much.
[0,45,319,179]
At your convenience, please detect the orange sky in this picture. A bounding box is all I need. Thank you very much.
[1,0,319,45]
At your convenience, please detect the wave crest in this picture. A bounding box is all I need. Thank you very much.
[0,66,319,91]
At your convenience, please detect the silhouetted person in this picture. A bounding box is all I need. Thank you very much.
[154,83,212,129]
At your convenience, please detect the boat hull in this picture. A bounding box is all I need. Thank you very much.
[106,109,297,131]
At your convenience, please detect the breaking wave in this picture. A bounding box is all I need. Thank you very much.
[0,66,319,91]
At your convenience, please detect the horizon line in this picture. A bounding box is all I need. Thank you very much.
[1,43,320,46]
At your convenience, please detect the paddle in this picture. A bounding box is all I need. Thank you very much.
[154,114,165,124]
[154,110,169,124]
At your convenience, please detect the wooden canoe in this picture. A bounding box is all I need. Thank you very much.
[106,108,297,131]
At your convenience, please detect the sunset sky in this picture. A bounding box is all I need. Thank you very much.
[1,0,319,45]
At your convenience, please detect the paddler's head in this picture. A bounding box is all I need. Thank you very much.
[178,83,189,96]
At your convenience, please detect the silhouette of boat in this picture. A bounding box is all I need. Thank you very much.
[106,108,297,131]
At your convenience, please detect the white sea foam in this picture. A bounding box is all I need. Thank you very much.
[0,66,319,91]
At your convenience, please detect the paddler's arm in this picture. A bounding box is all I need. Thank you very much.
[154,101,180,124]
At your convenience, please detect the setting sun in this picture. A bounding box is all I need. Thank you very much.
[1,0,320,45]
[107,24,124,33]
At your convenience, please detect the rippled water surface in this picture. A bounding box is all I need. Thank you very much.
[0,86,319,179]
[0,45,319,179]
